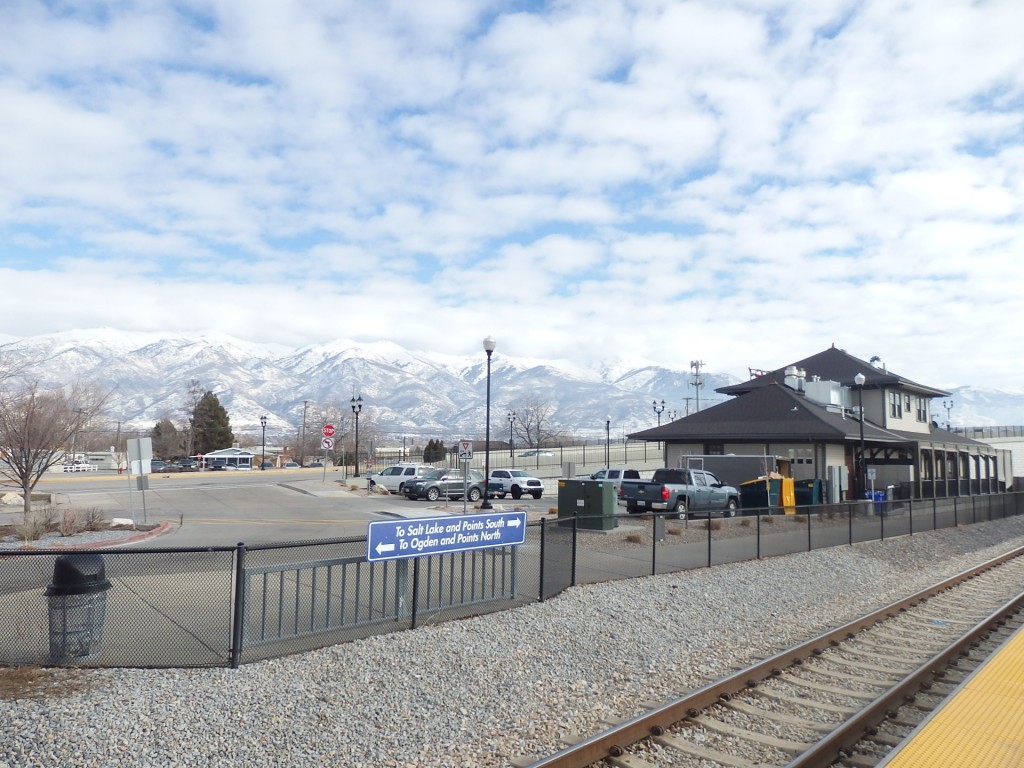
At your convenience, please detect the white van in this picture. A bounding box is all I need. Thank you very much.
[369,464,435,494]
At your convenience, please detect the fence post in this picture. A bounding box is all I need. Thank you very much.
[571,513,578,587]
[410,558,421,630]
[538,518,546,602]
[229,541,247,669]
[757,512,761,559]
[848,503,853,546]
[706,515,712,568]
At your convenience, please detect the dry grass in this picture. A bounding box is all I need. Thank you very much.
[0,666,95,701]
[624,532,643,544]
[3,506,109,543]
[704,519,723,531]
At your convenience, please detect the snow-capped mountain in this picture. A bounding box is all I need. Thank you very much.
[0,330,1021,442]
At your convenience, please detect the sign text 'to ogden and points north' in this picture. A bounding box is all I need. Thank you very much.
[367,512,527,561]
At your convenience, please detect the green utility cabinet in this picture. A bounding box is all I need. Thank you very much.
[557,479,618,531]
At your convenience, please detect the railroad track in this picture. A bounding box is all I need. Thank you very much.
[520,545,1024,768]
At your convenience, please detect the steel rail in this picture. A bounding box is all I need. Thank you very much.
[522,544,1024,768]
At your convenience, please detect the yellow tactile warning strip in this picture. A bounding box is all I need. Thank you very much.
[880,625,1024,767]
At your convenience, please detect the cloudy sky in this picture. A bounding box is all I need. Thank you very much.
[1,0,1022,390]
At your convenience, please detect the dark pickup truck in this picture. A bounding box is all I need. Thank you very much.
[617,468,740,520]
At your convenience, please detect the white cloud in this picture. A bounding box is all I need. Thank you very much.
[1,0,1022,396]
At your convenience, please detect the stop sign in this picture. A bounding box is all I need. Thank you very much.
[322,424,335,438]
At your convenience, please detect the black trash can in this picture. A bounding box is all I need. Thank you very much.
[45,553,111,662]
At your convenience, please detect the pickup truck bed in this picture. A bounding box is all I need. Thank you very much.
[618,468,740,520]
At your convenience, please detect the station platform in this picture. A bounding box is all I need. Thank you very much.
[878,623,1024,767]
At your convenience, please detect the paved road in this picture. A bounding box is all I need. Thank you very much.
[7,469,554,547]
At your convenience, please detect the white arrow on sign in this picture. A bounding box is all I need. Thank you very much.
[375,541,395,555]
[507,517,521,528]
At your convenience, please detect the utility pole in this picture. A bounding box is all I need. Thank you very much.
[299,400,309,466]
[682,397,694,416]
[690,360,705,413]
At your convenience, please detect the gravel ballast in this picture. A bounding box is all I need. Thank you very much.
[4,518,1024,767]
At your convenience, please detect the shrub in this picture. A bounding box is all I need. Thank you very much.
[624,533,643,544]
[740,518,753,527]
[704,519,722,531]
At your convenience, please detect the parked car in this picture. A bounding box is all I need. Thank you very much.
[259,461,275,469]
[306,462,324,468]
[488,469,544,499]
[150,460,167,472]
[404,468,486,502]
[369,464,435,494]
[177,458,196,470]
[283,462,301,469]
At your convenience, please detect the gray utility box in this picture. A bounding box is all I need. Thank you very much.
[45,553,111,662]
[557,479,618,531]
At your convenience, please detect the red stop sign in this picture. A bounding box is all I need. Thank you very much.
[322,424,335,438]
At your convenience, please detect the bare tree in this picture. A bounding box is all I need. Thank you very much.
[510,396,566,448]
[0,381,109,516]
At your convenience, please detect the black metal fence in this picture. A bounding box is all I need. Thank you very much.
[2,492,1021,668]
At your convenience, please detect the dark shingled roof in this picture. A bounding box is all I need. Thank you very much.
[630,382,909,443]
[717,345,950,398]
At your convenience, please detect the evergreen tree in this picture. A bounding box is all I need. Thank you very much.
[191,391,234,454]
[150,418,179,459]
[423,439,446,462]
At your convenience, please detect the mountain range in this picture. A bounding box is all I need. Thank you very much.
[1,329,1022,446]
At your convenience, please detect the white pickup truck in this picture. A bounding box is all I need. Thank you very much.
[488,469,545,500]
[579,467,641,492]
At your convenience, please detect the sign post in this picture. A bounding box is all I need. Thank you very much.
[367,511,527,562]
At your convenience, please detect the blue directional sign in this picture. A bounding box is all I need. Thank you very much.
[367,511,528,562]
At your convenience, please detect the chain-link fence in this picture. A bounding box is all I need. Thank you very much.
[2,492,1021,668]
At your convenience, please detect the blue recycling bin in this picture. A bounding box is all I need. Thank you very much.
[864,490,886,515]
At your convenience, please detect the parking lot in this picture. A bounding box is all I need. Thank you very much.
[11,469,557,548]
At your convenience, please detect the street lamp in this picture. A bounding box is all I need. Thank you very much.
[855,372,866,500]
[653,399,665,425]
[508,410,516,459]
[351,395,363,477]
[260,415,267,470]
[481,336,496,509]
[943,399,954,431]
[605,415,611,468]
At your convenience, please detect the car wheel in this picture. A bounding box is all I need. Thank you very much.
[498,492,507,499]
[531,492,542,500]
[673,499,688,520]
[397,483,405,494]
[626,503,638,514]
[369,479,376,488]
[426,487,441,502]
[467,487,482,502]
[511,486,523,500]
[725,498,738,517]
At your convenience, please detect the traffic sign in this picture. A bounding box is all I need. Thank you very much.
[458,440,473,460]
[367,511,527,562]
[321,437,335,450]
[322,424,335,438]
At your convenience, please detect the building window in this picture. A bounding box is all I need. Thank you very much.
[888,391,902,418]
[704,443,724,455]
[916,397,928,423]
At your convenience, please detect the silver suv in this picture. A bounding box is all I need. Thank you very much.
[369,464,435,494]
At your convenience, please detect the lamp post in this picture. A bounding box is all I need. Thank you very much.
[260,415,267,470]
[508,410,516,459]
[605,415,611,468]
[855,373,866,500]
[943,399,954,431]
[351,395,363,477]
[481,336,496,510]
[653,399,665,425]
